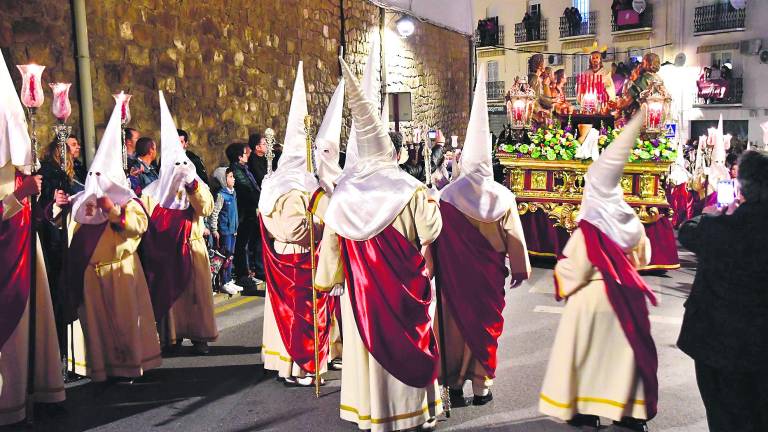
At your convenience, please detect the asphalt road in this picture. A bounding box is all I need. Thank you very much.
[5,250,707,432]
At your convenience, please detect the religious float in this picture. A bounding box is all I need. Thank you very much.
[496,78,680,270]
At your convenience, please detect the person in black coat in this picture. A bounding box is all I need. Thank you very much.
[178,129,209,185]
[225,143,265,288]
[247,132,280,187]
[677,150,768,432]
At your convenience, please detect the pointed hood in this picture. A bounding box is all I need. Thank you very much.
[440,63,516,222]
[577,110,645,251]
[0,49,32,173]
[315,77,345,193]
[344,43,380,171]
[143,91,205,209]
[259,61,318,216]
[323,56,423,241]
[70,92,136,225]
[669,141,691,186]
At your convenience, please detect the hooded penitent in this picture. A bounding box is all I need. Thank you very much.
[577,109,645,251]
[143,91,205,209]
[707,114,730,193]
[323,57,423,241]
[70,93,136,225]
[440,63,517,223]
[258,61,318,216]
[314,78,345,193]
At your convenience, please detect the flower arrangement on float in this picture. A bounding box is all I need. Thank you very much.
[498,122,676,163]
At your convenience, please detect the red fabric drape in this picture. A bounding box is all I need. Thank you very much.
[0,173,31,348]
[667,184,693,228]
[258,216,332,374]
[340,225,439,388]
[63,221,107,323]
[434,202,507,378]
[578,220,659,419]
[142,206,194,320]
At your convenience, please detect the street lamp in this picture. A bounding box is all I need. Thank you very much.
[396,15,415,38]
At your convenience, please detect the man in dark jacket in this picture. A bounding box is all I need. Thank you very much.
[247,132,280,187]
[178,129,209,185]
[677,150,768,432]
[225,143,264,289]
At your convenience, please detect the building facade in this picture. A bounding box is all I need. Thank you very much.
[472,0,767,149]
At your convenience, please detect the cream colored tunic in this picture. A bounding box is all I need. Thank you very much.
[0,165,66,425]
[260,189,326,379]
[318,188,444,432]
[539,228,651,422]
[148,186,218,344]
[71,199,162,382]
[438,207,531,394]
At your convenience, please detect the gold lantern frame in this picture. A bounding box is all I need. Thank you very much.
[506,78,536,131]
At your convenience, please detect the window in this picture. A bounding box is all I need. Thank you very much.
[572,54,589,77]
[572,0,590,14]
[528,0,541,16]
[710,51,732,69]
[487,61,499,82]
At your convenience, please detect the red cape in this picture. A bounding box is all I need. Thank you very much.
[340,224,439,388]
[259,216,333,374]
[0,172,31,348]
[142,206,194,321]
[578,220,659,419]
[434,202,507,378]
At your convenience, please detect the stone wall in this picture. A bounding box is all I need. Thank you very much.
[1,0,470,172]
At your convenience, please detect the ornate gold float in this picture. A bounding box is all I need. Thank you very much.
[498,156,673,233]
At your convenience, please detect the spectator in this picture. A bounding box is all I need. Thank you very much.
[247,131,280,187]
[124,127,140,160]
[225,142,264,289]
[178,128,209,185]
[132,137,159,189]
[209,167,241,295]
[677,150,768,432]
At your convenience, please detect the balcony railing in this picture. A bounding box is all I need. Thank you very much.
[514,17,548,44]
[559,11,597,38]
[487,81,506,100]
[564,76,577,99]
[694,3,746,34]
[475,25,505,48]
[694,77,743,106]
[611,5,653,32]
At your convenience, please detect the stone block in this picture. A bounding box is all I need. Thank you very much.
[127,45,150,66]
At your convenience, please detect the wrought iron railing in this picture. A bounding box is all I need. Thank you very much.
[475,24,505,48]
[611,5,653,32]
[694,77,743,106]
[487,81,506,100]
[694,3,746,34]
[559,11,598,38]
[514,17,548,44]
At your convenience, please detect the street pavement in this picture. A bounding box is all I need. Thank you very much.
[6,250,707,432]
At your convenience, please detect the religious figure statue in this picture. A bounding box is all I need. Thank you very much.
[617,52,662,119]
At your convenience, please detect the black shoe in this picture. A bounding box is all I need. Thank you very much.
[448,388,469,407]
[567,414,600,428]
[192,341,210,355]
[613,417,649,432]
[329,358,343,370]
[472,390,494,406]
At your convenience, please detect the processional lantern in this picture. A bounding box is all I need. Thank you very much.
[506,77,536,140]
[638,79,671,136]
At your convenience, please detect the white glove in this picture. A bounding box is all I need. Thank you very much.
[329,284,345,297]
[174,162,197,186]
[304,172,319,193]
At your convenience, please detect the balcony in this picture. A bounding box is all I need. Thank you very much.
[611,5,653,33]
[564,76,577,100]
[475,25,505,49]
[487,81,506,101]
[559,11,597,39]
[694,77,743,107]
[694,3,746,35]
[514,17,548,45]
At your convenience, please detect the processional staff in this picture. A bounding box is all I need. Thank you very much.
[304,115,322,398]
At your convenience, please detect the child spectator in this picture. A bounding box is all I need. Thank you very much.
[210,167,242,295]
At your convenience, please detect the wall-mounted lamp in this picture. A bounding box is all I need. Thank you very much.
[396,15,415,38]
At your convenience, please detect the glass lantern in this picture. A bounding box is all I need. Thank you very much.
[639,79,671,135]
[16,64,45,109]
[506,79,536,131]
